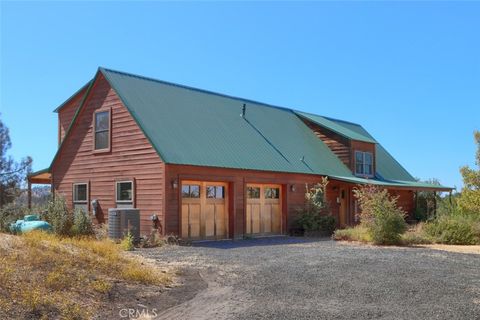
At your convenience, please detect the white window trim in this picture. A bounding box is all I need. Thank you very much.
[73,183,88,203]
[115,180,134,203]
[355,151,374,178]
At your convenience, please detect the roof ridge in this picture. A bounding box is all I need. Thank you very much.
[99,67,297,114]
[321,115,363,127]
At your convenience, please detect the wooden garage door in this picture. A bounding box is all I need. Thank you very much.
[246,184,282,235]
[181,181,228,240]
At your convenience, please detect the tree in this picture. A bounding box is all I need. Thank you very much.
[0,114,32,208]
[458,131,480,215]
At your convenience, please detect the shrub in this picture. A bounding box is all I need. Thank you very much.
[295,178,335,235]
[424,214,479,245]
[401,224,432,245]
[354,185,407,245]
[121,232,134,251]
[72,208,94,237]
[44,195,73,236]
[318,215,336,235]
[0,203,29,232]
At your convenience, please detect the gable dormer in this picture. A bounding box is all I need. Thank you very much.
[54,82,91,146]
[297,112,377,177]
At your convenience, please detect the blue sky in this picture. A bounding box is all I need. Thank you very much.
[1,1,479,190]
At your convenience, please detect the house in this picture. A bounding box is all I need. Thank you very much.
[28,67,451,240]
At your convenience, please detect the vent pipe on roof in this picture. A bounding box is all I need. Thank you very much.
[300,155,305,162]
[241,104,246,118]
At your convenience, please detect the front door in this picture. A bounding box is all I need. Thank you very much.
[181,181,228,240]
[246,184,282,235]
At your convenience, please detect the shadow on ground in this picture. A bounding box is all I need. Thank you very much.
[191,236,329,249]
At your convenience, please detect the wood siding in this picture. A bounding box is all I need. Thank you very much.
[302,118,351,167]
[58,87,87,145]
[164,164,348,238]
[51,74,165,236]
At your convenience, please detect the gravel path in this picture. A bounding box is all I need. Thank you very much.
[136,238,480,320]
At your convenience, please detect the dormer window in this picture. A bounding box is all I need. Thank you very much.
[355,151,373,177]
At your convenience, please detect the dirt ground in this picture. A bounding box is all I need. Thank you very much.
[135,237,480,320]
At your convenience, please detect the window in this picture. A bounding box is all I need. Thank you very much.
[73,183,88,203]
[94,110,110,150]
[247,187,260,199]
[116,181,133,203]
[182,185,200,198]
[206,186,225,199]
[265,187,280,199]
[355,151,374,177]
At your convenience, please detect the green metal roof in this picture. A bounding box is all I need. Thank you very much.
[53,80,91,113]
[50,67,451,191]
[295,111,377,143]
[101,68,353,177]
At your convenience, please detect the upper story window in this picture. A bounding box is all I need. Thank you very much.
[94,110,110,151]
[355,151,374,177]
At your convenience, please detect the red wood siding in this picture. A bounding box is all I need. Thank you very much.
[390,190,415,219]
[51,74,165,236]
[58,88,87,145]
[302,119,351,167]
[164,164,348,238]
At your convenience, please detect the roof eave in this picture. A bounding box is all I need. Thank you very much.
[53,80,92,113]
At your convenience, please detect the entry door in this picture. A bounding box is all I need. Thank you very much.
[181,181,228,240]
[246,184,282,235]
[339,188,348,227]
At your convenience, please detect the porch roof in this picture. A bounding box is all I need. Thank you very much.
[330,175,453,192]
[28,168,52,184]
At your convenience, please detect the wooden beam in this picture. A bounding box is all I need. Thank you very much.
[28,182,32,210]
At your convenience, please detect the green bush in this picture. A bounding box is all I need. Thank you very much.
[44,195,73,236]
[295,178,335,235]
[72,208,94,237]
[318,215,336,234]
[354,185,407,245]
[424,214,479,245]
[0,203,29,232]
[121,232,135,251]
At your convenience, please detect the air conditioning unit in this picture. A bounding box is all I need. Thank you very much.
[108,208,140,242]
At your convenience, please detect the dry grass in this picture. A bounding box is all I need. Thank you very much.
[0,231,172,320]
[333,225,371,243]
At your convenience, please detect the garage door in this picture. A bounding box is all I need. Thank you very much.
[246,184,282,235]
[181,181,228,240]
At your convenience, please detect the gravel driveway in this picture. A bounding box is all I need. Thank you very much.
[136,238,480,320]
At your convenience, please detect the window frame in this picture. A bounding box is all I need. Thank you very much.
[115,180,134,203]
[181,184,201,199]
[93,108,111,153]
[206,185,225,199]
[72,182,89,204]
[354,151,374,178]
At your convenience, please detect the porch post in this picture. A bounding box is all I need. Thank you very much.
[28,181,32,210]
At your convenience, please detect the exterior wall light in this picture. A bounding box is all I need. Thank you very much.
[290,184,296,192]
[172,179,178,189]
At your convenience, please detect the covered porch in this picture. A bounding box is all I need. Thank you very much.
[27,168,52,209]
